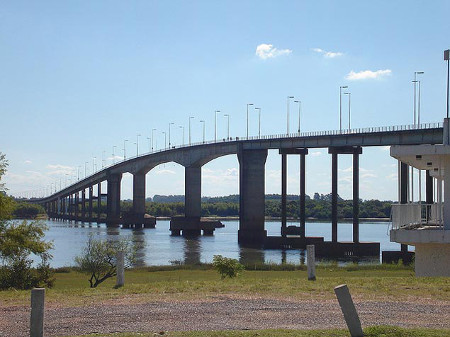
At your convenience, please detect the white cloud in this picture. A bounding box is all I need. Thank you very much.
[313,48,343,58]
[46,164,76,176]
[256,44,292,60]
[108,155,124,161]
[24,160,32,164]
[346,69,392,80]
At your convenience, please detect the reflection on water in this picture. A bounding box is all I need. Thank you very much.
[43,219,399,268]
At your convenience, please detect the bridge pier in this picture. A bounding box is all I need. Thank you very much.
[238,148,268,246]
[97,183,102,223]
[81,189,86,221]
[106,173,122,227]
[328,146,362,243]
[279,148,308,238]
[88,186,93,223]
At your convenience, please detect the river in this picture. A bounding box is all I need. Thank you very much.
[38,219,401,267]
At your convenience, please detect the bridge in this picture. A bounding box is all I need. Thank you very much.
[34,122,443,256]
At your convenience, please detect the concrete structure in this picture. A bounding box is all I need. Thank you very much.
[30,288,45,337]
[116,251,124,288]
[334,284,363,337]
[36,124,442,254]
[307,244,316,281]
[390,119,450,276]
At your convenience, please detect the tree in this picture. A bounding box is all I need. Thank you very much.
[75,236,136,288]
[212,255,244,279]
[0,153,54,290]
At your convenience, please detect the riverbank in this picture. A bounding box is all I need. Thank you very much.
[1,266,450,336]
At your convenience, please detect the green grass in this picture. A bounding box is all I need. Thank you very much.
[66,326,450,337]
[1,264,450,307]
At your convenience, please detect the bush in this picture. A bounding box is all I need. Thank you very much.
[212,255,244,279]
[13,203,45,219]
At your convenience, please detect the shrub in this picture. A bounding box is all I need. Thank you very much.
[212,255,244,279]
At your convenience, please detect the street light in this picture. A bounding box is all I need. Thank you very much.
[123,139,128,160]
[152,128,156,151]
[93,156,96,173]
[102,151,106,169]
[343,93,351,130]
[287,96,294,135]
[413,71,424,125]
[339,86,348,132]
[136,134,141,156]
[112,146,117,164]
[189,116,194,145]
[85,161,88,178]
[162,131,167,149]
[246,103,253,139]
[169,122,174,147]
[77,166,81,180]
[200,120,205,143]
[445,49,450,118]
[294,100,302,133]
[214,110,220,142]
[179,125,185,145]
[255,107,261,138]
[147,137,151,152]
[224,114,230,140]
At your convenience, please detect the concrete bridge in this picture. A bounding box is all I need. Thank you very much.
[35,123,443,255]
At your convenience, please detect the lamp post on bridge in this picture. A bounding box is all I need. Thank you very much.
[214,110,220,142]
[287,96,294,135]
[102,151,106,169]
[255,107,261,138]
[85,162,88,178]
[411,71,424,204]
[189,116,194,145]
[445,49,450,119]
[147,137,151,152]
[413,71,424,126]
[200,120,205,143]
[224,114,230,140]
[343,92,351,130]
[112,146,117,164]
[152,128,156,151]
[246,103,253,139]
[136,134,141,156]
[162,131,167,149]
[123,140,128,160]
[93,156,96,173]
[339,86,348,132]
[77,166,81,181]
[169,122,174,148]
[179,125,185,145]
[294,100,302,133]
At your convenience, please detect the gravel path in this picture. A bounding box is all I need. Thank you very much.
[2,296,450,336]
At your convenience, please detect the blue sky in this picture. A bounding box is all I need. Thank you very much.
[1,1,449,201]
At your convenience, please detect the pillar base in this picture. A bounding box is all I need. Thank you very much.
[238,229,267,246]
[170,216,224,236]
[415,243,450,277]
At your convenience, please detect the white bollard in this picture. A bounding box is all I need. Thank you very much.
[116,250,125,288]
[306,244,316,281]
[334,284,363,337]
[30,288,45,337]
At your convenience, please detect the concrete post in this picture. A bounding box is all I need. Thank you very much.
[107,173,122,226]
[116,251,124,288]
[238,148,268,245]
[307,244,316,281]
[97,182,102,222]
[334,284,363,337]
[281,153,287,237]
[443,157,450,229]
[30,288,45,337]
[331,152,338,242]
[400,162,409,254]
[300,153,306,238]
[132,172,146,223]
[185,166,202,219]
[353,150,360,243]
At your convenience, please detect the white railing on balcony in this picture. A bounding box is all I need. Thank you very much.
[391,203,443,230]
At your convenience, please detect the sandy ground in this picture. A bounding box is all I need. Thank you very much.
[1,295,450,336]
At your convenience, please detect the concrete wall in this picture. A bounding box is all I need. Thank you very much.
[415,243,450,276]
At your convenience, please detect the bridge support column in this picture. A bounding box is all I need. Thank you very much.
[75,192,79,221]
[238,148,268,246]
[88,186,93,223]
[281,154,287,238]
[426,170,433,204]
[300,151,307,238]
[81,189,86,221]
[352,147,362,243]
[331,152,338,243]
[132,172,146,227]
[400,162,409,255]
[97,183,102,223]
[107,173,122,227]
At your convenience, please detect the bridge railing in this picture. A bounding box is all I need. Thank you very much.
[38,121,443,198]
[391,203,444,230]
